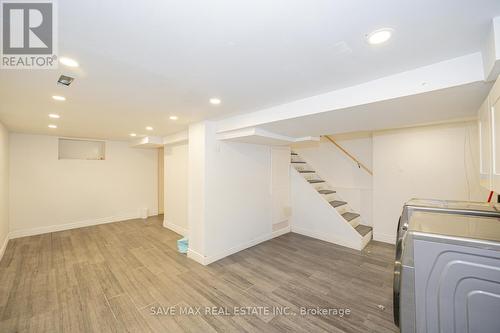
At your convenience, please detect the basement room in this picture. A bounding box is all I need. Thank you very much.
[1,1,500,332]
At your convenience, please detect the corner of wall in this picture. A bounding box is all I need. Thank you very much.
[373,232,396,244]
[0,122,9,263]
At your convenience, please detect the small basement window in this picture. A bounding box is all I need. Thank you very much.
[58,138,105,160]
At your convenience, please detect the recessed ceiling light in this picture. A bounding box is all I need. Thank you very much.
[366,28,393,45]
[169,116,178,120]
[52,95,66,101]
[48,124,57,129]
[146,126,153,131]
[48,114,60,119]
[59,57,79,67]
[130,133,137,137]
[209,98,221,105]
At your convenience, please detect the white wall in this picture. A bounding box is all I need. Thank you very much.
[292,135,373,225]
[204,138,273,261]
[187,121,290,265]
[0,122,9,259]
[164,143,188,236]
[9,133,158,237]
[372,121,488,243]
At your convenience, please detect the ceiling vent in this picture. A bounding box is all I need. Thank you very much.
[57,75,74,86]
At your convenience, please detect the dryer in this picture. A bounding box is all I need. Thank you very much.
[394,199,500,333]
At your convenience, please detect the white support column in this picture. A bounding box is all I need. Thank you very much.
[186,121,212,264]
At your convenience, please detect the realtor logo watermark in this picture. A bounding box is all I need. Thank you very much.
[1,0,57,69]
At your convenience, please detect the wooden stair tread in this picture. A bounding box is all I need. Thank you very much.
[329,200,347,208]
[308,179,325,183]
[291,152,298,155]
[342,212,360,222]
[318,189,336,194]
[355,225,372,237]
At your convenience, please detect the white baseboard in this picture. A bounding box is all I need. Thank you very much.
[187,227,291,266]
[163,219,189,237]
[373,232,396,244]
[204,232,273,265]
[0,235,9,263]
[291,226,361,250]
[9,210,145,239]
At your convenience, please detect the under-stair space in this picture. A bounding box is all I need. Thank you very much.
[290,151,373,250]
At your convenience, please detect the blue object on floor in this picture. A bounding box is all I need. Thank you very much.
[177,237,189,254]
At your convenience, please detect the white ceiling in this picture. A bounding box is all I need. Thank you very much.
[1,0,500,140]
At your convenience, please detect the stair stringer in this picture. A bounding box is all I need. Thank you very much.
[290,168,364,250]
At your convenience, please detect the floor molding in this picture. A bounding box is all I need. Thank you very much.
[188,226,291,266]
[0,235,9,263]
[163,219,188,237]
[9,210,148,239]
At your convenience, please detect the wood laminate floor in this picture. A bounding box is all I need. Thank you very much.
[0,215,398,332]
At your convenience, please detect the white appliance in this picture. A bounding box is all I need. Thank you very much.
[394,199,500,333]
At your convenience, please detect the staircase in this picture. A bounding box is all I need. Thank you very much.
[291,151,373,250]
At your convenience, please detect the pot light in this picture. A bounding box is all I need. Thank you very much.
[48,124,57,129]
[52,95,66,101]
[130,133,137,137]
[146,126,153,131]
[169,116,178,120]
[59,57,79,68]
[209,98,221,105]
[48,114,60,119]
[367,28,393,45]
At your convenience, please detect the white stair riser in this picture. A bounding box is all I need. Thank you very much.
[323,193,341,201]
[292,163,311,170]
[301,173,318,181]
[360,230,373,249]
[347,216,361,228]
[312,183,330,191]
[335,205,349,215]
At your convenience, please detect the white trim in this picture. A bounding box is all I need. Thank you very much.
[130,136,164,148]
[373,232,396,244]
[187,228,290,266]
[8,210,148,239]
[163,130,189,146]
[163,219,189,237]
[291,225,362,250]
[217,127,319,146]
[204,232,273,265]
[0,235,9,263]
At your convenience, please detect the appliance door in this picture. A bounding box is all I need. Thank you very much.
[413,238,500,333]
